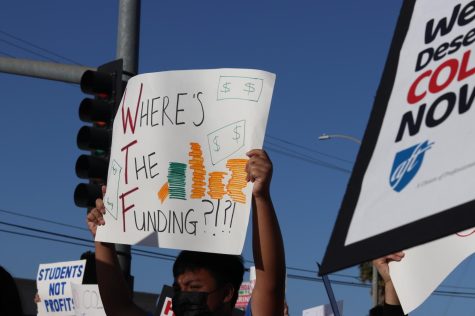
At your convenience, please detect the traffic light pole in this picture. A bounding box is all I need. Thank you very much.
[114,0,141,291]
[0,0,141,292]
[0,56,94,84]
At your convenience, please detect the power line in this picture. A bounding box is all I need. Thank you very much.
[0,37,60,63]
[0,208,88,232]
[266,134,355,165]
[2,219,475,299]
[0,228,93,249]
[264,139,351,172]
[2,208,362,280]
[6,207,475,291]
[0,219,176,260]
[0,50,15,58]
[0,29,83,65]
[0,218,364,285]
[264,143,351,174]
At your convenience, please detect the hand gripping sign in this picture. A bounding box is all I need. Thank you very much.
[321,0,475,274]
[95,69,274,254]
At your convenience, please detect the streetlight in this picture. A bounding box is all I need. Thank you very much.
[318,133,379,308]
[318,133,361,145]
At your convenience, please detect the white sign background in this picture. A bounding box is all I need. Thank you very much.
[71,284,106,316]
[302,301,343,316]
[37,260,86,316]
[96,68,275,254]
[390,228,475,314]
[346,0,475,245]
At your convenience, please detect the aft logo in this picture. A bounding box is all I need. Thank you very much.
[389,140,434,192]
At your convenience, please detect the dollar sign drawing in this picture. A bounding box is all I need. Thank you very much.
[232,125,241,143]
[221,82,231,93]
[213,136,221,152]
[243,82,255,95]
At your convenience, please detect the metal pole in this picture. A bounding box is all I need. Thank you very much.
[0,57,94,84]
[318,133,379,307]
[114,0,141,289]
[116,0,140,78]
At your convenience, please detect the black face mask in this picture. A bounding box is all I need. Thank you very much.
[172,291,214,316]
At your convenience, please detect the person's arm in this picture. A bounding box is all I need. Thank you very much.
[372,252,407,316]
[87,187,147,316]
[246,149,286,316]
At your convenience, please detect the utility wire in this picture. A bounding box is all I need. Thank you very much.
[0,208,88,232]
[266,134,354,165]
[0,50,15,58]
[2,219,475,299]
[0,219,176,260]
[0,226,382,291]
[0,38,59,63]
[264,139,351,172]
[0,29,82,65]
[2,207,473,290]
[1,208,358,278]
[264,143,351,174]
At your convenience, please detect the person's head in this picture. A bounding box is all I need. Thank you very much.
[80,251,97,284]
[172,251,244,316]
[0,266,23,316]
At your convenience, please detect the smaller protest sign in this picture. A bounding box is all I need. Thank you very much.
[390,228,475,314]
[96,68,275,255]
[235,281,252,310]
[249,266,256,292]
[71,284,105,316]
[302,301,343,316]
[36,260,86,316]
[154,285,175,316]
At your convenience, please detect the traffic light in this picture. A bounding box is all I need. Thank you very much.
[74,59,124,208]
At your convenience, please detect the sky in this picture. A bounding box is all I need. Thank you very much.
[1,1,475,315]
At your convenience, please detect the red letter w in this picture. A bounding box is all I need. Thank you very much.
[121,83,143,135]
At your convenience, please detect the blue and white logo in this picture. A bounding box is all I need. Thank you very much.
[389,140,434,192]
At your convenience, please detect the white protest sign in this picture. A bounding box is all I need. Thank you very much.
[96,68,274,254]
[321,0,475,273]
[36,260,86,316]
[154,285,175,316]
[346,0,475,245]
[159,297,174,316]
[71,284,105,316]
[302,301,343,316]
[390,228,475,314]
